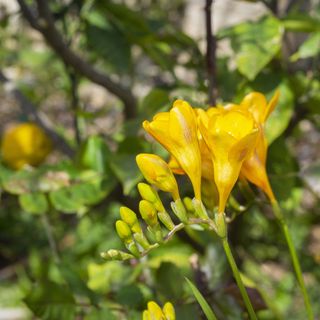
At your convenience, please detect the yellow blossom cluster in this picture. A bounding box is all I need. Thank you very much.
[142,91,279,214]
[102,91,279,262]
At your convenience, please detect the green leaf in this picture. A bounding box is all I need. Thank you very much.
[139,88,170,116]
[290,32,320,61]
[19,192,48,215]
[109,154,142,195]
[49,175,115,214]
[115,284,145,309]
[85,23,131,73]
[87,261,130,294]
[84,307,117,320]
[220,16,283,80]
[281,14,320,32]
[76,136,112,175]
[185,278,218,320]
[155,262,185,300]
[24,281,76,320]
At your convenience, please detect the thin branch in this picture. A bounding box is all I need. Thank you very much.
[205,0,217,105]
[17,0,137,119]
[0,70,74,157]
[69,70,82,145]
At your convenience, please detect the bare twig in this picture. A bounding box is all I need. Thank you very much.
[0,70,74,157]
[16,0,137,119]
[205,0,217,105]
[69,70,82,145]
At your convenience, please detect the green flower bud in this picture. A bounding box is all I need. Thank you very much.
[119,207,142,234]
[215,212,227,239]
[138,182,165,212]
[100,249,134,261]
[158,211,175,231]
[115,220,132,242]
[183,197,194,212]
[139,200,158,227]
[171,199,188,223]
[192,198,209,220]
[133,232,151,250]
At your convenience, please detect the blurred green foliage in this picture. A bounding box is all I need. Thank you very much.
[0,0,319,319]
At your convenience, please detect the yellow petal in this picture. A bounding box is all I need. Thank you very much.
[264,89,280,121]
[148,301,165,320]
[241,154,275,202]
[200,107,258,213]
[163,302,175,320]
[229,129,259,163]
[240,92,267,123]
[136,154,180,200]
[143,310,151,320]
[143,100,202,200]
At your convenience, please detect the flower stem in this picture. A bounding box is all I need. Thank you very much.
[271,201,314,320]
[222,238,258,320]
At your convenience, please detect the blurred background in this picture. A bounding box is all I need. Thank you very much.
[0,0,319,319]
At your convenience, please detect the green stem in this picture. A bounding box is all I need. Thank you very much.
[271,201,314,320]
[222,238,258,320]
[41,212,60,263]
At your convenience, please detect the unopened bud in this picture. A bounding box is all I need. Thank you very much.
[115,220,132,242]
[136,154,180,200]
[100,249,134,261]
[171,199,188,223]
[158,211,175,231]
[215,212,227,238]
[192,198,209,220]
[119,207,142,234]
[139,200,158,227]
[115,220,140,256]
[133,232,150,250]
[183,197,194,213]
[138,183,165,212]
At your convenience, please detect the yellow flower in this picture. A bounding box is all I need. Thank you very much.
[136,153,180,200]
[1,123,51,170]
[199,106,259,213]
[142,301,175,320]
[143,100,202,200]
[239,91,280,202]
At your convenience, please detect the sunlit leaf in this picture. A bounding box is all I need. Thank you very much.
[19,192,48,215]
[220,16,283,80]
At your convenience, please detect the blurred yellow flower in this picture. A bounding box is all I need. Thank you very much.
[136,153,180,200]
[1,123,51,170]
[240,91,280,202]
[199,106,259,213]
[143,100,202,200]
[142,301,175,320]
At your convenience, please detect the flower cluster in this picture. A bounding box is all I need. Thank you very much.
[101,91,279,261]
